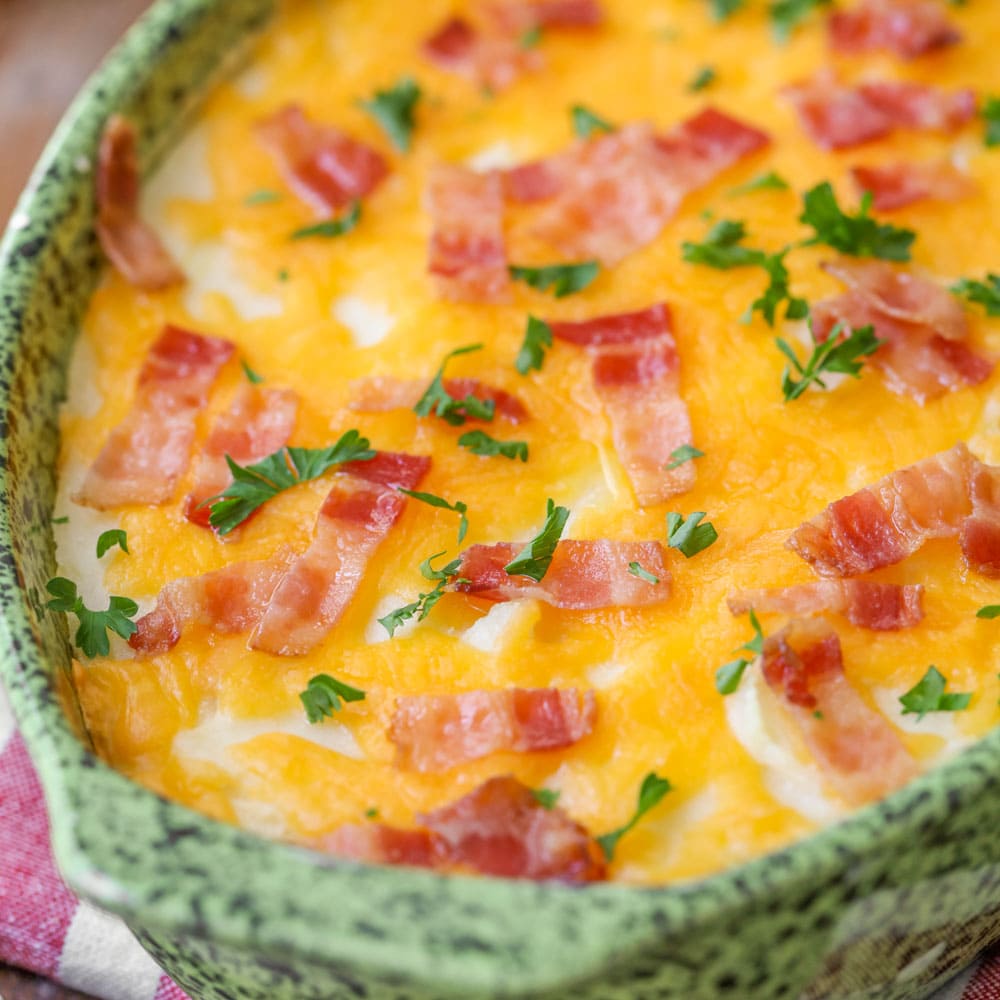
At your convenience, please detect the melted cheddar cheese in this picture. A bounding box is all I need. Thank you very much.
[59,0,1000,884]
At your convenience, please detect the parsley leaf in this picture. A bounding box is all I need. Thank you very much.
[504,498,570,581]
[46,577,138,658]
[799,183,916,261]
[414,344,496,426]
[665,444,704,470]
[682,219,762,269]
[776,322,882,401]
[628,562,660,585]
[240,358,264,384]
[300,673,366,723]
[571,104,614,139]
[96,529,128,558]
[715,610,765,695]
[360,76,422,152]
[458,430,529,462]
[666,512,718,558]
[515,316,554,375]
[952,274,1000,316]
[709,0,745,19]
[510,261,600,297]
[769,0,832,41]
[899,666,972,721]
[204,430,376,535]
[52,516,69,525]
[291,200,361,241]
[729,171,790,196]
[520,24,543,49]
[983,97,1000,148]
[244,189,281,205]
[398,489,469,543]
[531,788,561,810]
[378,552,466,637]
[746,249,810,326]
[688,66,716,92]
[977,605,1000,619]
[596,772,672,861]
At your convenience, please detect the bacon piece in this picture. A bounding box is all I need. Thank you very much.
[456,539,670,608]
[422,17,542,92]
[74,326,235,509]
[788,443,1000,578]
[184,386,299,531]
[249,453,430,655]
[728,581,924,631]
[350,375,528,423]
[783,73,976,150]
[390,688,596,772]
[95,115,183,291]
[426,164,509,303]
[812,260,991,403]
[486,0,603,32]
[851,160,973,212]
[760,621,918,804]
[506,110,767,264]
[548,304,695,503]
[256,105,389,213]
[129,552,293,656]
[829,0,961,59]
[420,775,606,881]
[315,824,444,868]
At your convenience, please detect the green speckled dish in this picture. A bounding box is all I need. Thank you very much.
[2,2,1000,997]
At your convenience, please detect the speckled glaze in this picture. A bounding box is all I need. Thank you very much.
[1,2,1000,998]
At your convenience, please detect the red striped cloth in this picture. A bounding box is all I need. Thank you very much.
[0,681,996,999]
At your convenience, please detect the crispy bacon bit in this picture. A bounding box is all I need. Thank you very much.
[426,164,509,303]
[422,16,542,92]
[184,386,299,531]
[812,260,991,403]
[760,620,918,804]
[728,581,924,631]
[316,824,444,868]
[829,0,961,59]
[548,305,695,503]
[249,453,430,656]
[456,539,670,608]
[783,73,976,150]
[95,115,183,291]
[486,0,603,33]
[420,775,606,881]
[390,688,596,772]
[130,552,293,656]
[256,105,389,213]
[789,443,1000,578]
[505,110,768,264]
[74,326,235,509]
[350,375,528,423]
[851,160,974,212]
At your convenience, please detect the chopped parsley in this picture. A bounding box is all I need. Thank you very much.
[747,249,809,326]
[52,516,69,525]
[398,489,469,543]
[665,444,704,470]
[96,529,128,558]
[977,605,1000,619]
[899,666,972,721]
[628,562,660,585]
[378,552,466,637]
[515,316,554,375]
[666,511,718,558]
[244,189,281,205]
[414,344,496,426]
[596,772,672,861]
[204,430,376,536]
[769,0,832,41]
[360,76,422,152]
[291,200,361,241]
[300,673,366,723]
[951,274,1000,316]
[709,0,745,19]
[46,577,138,658]
[520,25,543,49]
[688,66,717,92]
[365,806,380,819]
[983,97,1000,148]
[799,183,916,261]
[240,358,264,384]
[504,498,570,581]
[729,171,790,197]
[571,104,614,139]
[509,261,600,298]
[458,430,529,462]
[776,322,881,402]
[715,610,765,695]
[531,788,561,810]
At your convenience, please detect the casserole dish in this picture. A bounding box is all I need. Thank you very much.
[2,0,1000,997]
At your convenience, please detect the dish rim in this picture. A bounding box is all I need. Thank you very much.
[0,0,998,991]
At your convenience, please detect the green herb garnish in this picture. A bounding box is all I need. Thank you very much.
[204,430,376,536]
[414,344,496,426]
[398,489,469,543]
[596,772,672,861]
[665,444,704,470]
[244,189,282,205]
[977,605,1000,619]
[715,610,765,695]
[360,77,422,152]
[378,552,466,637]
[729,171,790,196]
[52,516,69,525]
[504,499,570,582]
[96,529,128,558]
[688,66,716,92]
[571,105,614,139]
[982,97,1000,148]
[531,788,561,810]
[769,0,832,41]
[899,666,972,721]
[300,673,366,723]
[628,562,660,585]
[457,430,529,462]
[291,200,361,241]
[666,512,718,558]
[515,316,554,375]
[776,322,881,402]
[682,219,762,269]
[709,0,745,19]
[240,359,264,384]
[520,25,543,49]
[510,261,600,298]
[46,577,138,658]
[746,249,809,326]
[951,274,1000,316]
